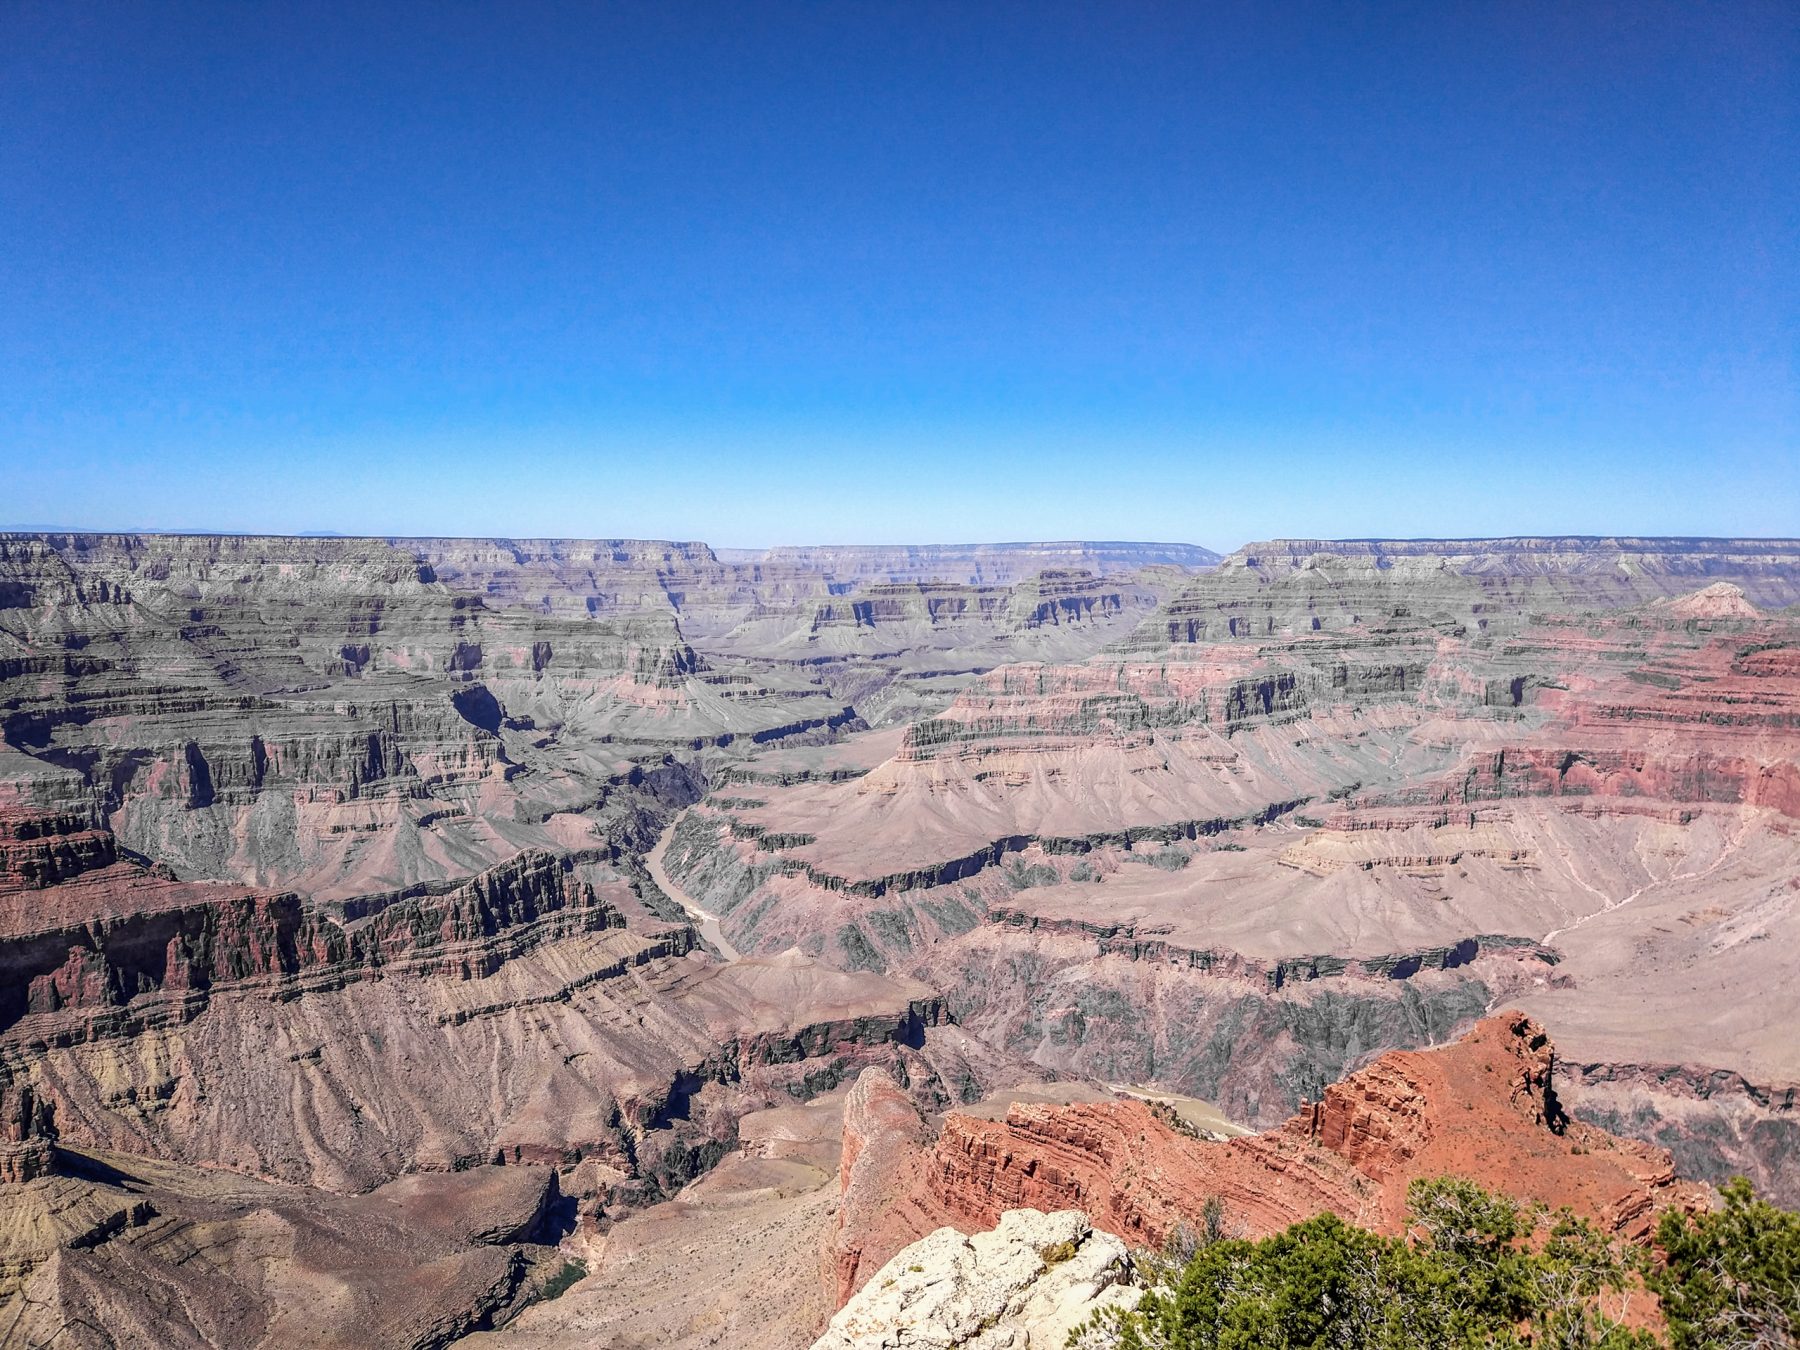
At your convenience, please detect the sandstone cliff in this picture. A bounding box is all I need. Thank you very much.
[830,1014,1709,1313]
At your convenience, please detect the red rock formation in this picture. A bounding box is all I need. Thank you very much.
[0,799,658,1042]
[829,1067,955,1305]
[836,1013,1709,1302]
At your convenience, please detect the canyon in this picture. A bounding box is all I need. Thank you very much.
[0,532,1795,1348]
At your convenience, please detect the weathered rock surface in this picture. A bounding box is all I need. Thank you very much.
[0,1144,572,1349]
[2,534,1796,1346]
[814,1209,1138,1350]
[924,1012,1705,1249]
[663,561,1800,1195]
[832,1066,941,1304]
[828,1014,1710,1315]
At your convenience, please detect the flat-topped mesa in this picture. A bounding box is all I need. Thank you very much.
[801,573,1141,636]
[1221,537,1800,610]
[401,536,721,569]
[1007,568,1133,627]
[809,582,1016,633]
[723,541,1221,584]
[801,573,1141,635]
[0,531,441,593]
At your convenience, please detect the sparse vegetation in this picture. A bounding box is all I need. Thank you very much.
[1007,860,1060,890]
[535,1258,587,1302]
[1145,1098,1205,1141]
[1071,1176,1800,1349]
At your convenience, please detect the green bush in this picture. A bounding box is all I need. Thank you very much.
[535,1258,586,1302]
[1652,1177,1800,1349]
[1073,1177,1663,1349]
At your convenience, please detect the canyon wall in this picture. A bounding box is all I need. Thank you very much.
[3,533,1797,1345]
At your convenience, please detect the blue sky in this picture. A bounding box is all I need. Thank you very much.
[2,1,1794,547]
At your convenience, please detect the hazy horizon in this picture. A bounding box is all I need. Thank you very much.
[10,525,1800,558]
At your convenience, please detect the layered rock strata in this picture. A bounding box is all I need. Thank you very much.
[2,535,1796,1346]
[0,1145,575,1348]
[662,576,1800,1194]
[831,1013,1709,1312]
[0,795,979,1204]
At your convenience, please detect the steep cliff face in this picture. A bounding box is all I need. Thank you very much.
[827,1014,1708,1303]
[0,1076,56,1184]
[831,1067,945,1305]
[0,789,640,1029]
[661,574,1800,1201]
[1556,1057,1800,1208]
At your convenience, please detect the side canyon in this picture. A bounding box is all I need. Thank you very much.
[1,532,1796,1348]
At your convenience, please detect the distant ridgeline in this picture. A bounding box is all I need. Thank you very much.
[1226,536,1800,609]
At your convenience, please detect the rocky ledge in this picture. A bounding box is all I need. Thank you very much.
[829,1013,1711,1311]
[814,1209,1138,1350]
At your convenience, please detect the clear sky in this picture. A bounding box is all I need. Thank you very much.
[2,2,1794,548]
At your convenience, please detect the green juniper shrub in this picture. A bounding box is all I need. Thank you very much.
[1651,1177,1800,1350]
[1072,1178,1668,1349]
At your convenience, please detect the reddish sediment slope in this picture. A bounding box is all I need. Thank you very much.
[833,1012,1709,1305]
